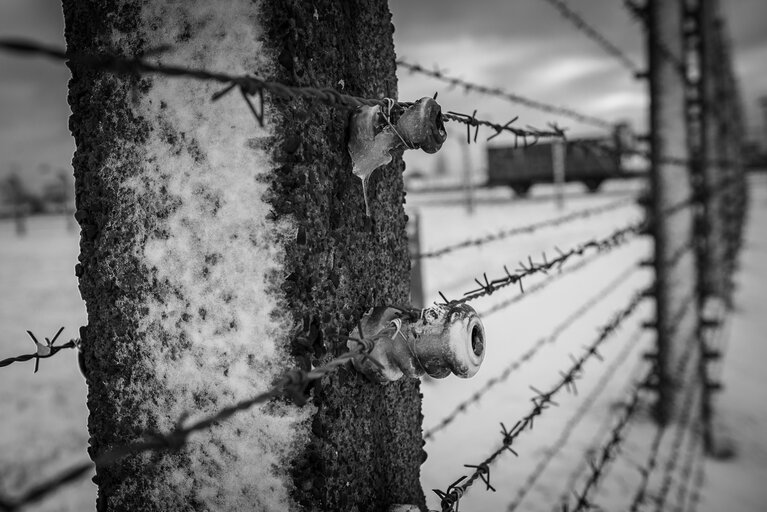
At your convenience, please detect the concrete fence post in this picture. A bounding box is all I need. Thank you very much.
[63,1,424,510]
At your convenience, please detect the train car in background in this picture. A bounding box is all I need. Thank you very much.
[487,123,645,196]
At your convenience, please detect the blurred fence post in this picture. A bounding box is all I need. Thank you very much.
[647,0,698,425]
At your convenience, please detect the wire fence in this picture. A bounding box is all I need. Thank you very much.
[0,1,751,510]
[432,288,647,510]
[424,260,644,441]
[415,195,638,260]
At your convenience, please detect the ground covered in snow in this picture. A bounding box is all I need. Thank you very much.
[0,175,765,511]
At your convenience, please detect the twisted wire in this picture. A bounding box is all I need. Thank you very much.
[416,196,637,260]
[432,288,647,511]
[0,334,380,511]
[437,216,648,308]
[539,0,642,73]
[424,260,643,441]
[0,39,564,142]
[673,422,704,512]
[397,60,615,130]
[506,327,647,511]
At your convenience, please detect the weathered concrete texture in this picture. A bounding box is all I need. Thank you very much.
[647,0,697,424]
[261,1,426,510]
[64,1,314,510]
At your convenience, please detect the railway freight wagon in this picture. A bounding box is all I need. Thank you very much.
[486,124,641,196]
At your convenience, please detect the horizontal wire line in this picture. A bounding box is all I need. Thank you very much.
[424,259,643,441]
[415,196,638,259]
[397,59,615,130]
[0,332,381,511]
[0,39,564,142]
[476,242,640,318]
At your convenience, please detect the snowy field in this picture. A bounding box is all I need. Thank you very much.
[0,175,765,511]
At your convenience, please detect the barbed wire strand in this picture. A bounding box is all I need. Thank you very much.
[623,0,689,79]
[416,196,638,259]
[0,331,381,511]
[625,323,703,512]
[396,60,615,130]
[0,328,76,372]
[566,367,654,512]
[424,260,643,441]
[652,390,702,511]
[506,326,647,511]
[0,39,564,142]
[436,214,650,308]
[553,351,651,508]
[684,442,707,512]
[673,421,704,512]
[476,244,642,318]
[539,0,642,74]
[431,288,647,511]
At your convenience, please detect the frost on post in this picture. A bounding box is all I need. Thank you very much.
[349,97,447,216]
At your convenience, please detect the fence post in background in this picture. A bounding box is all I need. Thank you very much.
[696,0,728,454]
[408,210,425,309]
[63,1,424,510]
[647,0,698,424]
[552,139,566,210]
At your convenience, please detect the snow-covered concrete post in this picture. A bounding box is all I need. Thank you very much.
[63,1,425,510]
[647,0,697,424]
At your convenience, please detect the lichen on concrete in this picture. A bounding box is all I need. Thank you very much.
[261,1,426,510]
[65,1,313,510]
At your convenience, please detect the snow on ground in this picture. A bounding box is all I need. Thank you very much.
[0,175,765,511]
[697,172,767,512]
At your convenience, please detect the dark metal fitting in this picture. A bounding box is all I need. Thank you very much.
[348,304,486,383]
[396,96,447,153]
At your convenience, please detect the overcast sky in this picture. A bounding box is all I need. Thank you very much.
[1,0,765,185]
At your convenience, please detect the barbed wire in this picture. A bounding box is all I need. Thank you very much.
[431,288,647,511]
[566,367,653,512]
[0,325,381,511]
[396,60,615,130]
[539,0,642,74]
[0,39,564,142]
[622,0,687,78]
[553,349,650,508]
[506,327,646,511]
[673,421,704,512]
[652,391,702,511]
[625,323,702,512]
[415,196,637,259]
[436,215,648,308]
[0,328,75,373]
[424,260,643,441]
[476,241,643,318]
